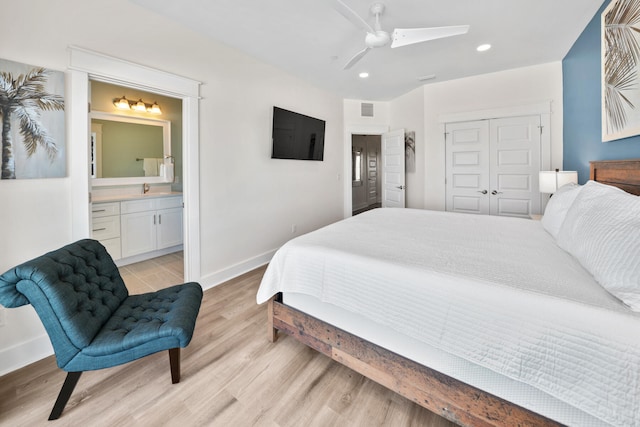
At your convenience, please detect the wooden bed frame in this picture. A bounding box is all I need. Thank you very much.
[267,159,640,427]
[590,159,640,195]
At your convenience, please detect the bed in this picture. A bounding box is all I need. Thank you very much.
[256,159,640,427]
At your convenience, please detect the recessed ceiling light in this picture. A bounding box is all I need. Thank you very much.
[359,72,369,78]
[477,44,492,52]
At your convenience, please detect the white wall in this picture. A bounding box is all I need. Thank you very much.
[421,62,564,210]
[343,99,391,128]
[0,0,343,375]
[390,86,425,209]
[198,40,344,284]
[344,92,427,210]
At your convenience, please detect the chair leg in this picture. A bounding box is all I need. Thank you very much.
[169,348,180,384]
[48,371,82,420]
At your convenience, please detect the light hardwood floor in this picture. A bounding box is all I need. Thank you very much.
[118,251,186,294]
[0,255,455,427]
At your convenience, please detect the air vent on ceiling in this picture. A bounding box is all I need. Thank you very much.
[361,102,374,117]
[418,74,436,82]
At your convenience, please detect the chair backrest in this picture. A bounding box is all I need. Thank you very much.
[0,239,128,368]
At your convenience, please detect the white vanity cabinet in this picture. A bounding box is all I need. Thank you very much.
[120,196,183,258]
[91,202,122,260]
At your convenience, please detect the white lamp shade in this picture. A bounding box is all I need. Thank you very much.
[539,170,578,193]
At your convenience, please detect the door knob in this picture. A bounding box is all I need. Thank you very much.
[396,185,405,190]
[491,190,503,195]
[477,190,488,194]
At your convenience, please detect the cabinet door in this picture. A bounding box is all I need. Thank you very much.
[157,207,183,249]
[101,238,122,260]
[121,211,157,258]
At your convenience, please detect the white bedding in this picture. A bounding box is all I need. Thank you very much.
[257,208,640,427]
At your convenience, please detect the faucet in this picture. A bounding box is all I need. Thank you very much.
[143,183,150,194]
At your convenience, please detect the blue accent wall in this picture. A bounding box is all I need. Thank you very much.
[563,0,640,183]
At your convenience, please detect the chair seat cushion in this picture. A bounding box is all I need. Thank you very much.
[63,282,202,372]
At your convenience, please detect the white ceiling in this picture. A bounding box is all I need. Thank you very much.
[131,0,603,101]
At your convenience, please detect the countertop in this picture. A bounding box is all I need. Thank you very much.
[92,192,183,203]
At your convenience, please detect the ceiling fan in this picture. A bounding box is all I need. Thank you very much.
[332,0,470,70]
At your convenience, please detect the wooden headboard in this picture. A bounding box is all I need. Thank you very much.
[590,159,640,196]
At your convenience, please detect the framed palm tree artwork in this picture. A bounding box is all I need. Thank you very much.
[404,130,415,172]
[0,58,65,179]
[602,0,640,142]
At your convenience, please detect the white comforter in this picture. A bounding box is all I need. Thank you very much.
[257,208,640,426]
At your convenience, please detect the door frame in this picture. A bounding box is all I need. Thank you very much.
[343,124,389,218]
[68,46,202,282]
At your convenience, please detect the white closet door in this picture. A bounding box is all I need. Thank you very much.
[445,120,490,214]
[381,129,405,208]
[489,116,541,217]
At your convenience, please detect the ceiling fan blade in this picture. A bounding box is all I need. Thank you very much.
[332,0,375,34]
[344,47,371,70]
[391,25,470,48]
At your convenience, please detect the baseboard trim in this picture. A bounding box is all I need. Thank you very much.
[115,245,183,267]
[199,249,277,291]
[0,334,53,377]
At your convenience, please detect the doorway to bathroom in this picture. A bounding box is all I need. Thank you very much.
[68,47,201,282]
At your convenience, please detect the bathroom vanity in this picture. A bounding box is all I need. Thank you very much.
[91,193,183,265]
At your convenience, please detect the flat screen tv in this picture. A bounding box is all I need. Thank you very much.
[272,107,325,161]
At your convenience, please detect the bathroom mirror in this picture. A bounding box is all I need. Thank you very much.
[90,111,172,186]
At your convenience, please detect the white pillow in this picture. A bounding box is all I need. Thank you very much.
[557,180,640,311]
[541,182,582,239]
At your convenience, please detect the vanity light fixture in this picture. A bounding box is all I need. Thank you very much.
[133,99,147,112]
[114,95,131,110]
[113,96,163,115]
[148,102,162,115]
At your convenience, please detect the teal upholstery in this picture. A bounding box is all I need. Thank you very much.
[0,239,202,419]
[64,284,202,371]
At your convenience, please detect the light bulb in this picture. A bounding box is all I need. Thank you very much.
[133,99,147,112]
[114,96,130,110]
[148,102,162,114]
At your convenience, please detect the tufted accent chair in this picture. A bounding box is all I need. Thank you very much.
[0,239,202,420]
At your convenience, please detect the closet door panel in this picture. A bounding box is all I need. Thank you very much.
[489,115,541,217]
[445,120,490,214]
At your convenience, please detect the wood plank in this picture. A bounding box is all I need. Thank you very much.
[270,298,562,427]
[591,159,640,195]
